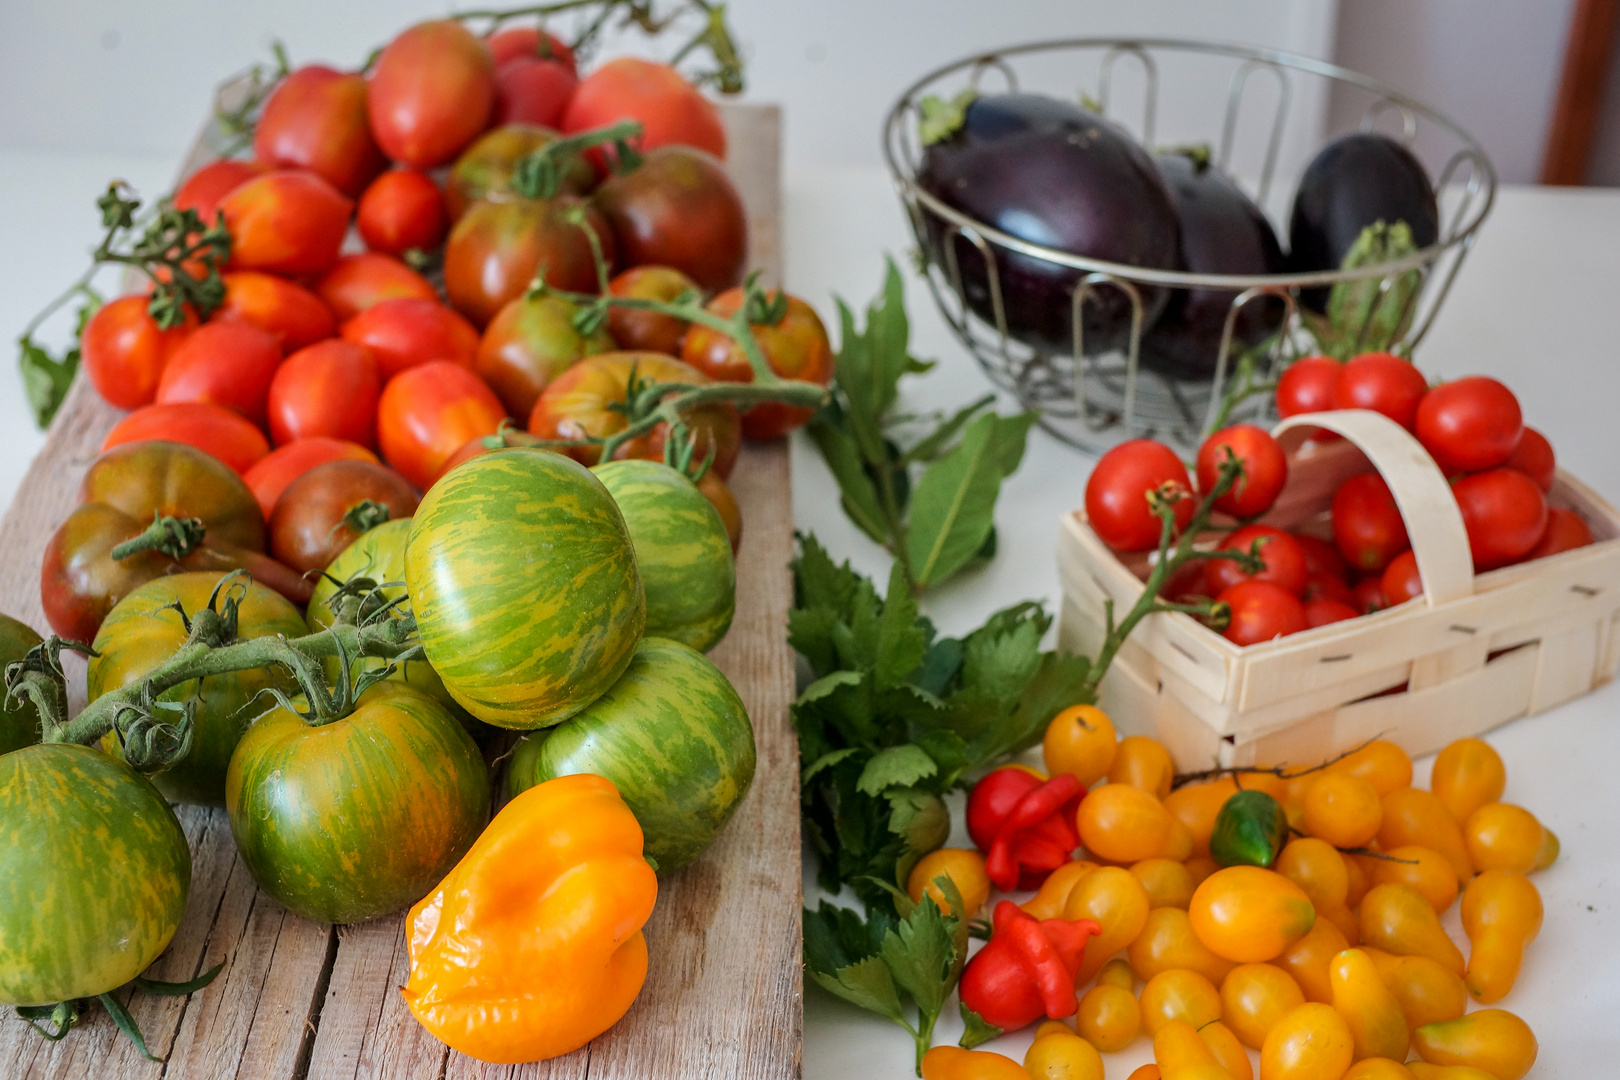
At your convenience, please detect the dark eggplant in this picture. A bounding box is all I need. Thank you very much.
[917,93,1180,355]
[1140,149,1286,380]
[1288,132,1438,311]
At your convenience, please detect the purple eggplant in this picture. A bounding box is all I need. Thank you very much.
[1288,132,1438,311]
[917,93,1180,355]
[1140,149,1286,380]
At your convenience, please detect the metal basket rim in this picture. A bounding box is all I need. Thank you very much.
[881,35,1498,290]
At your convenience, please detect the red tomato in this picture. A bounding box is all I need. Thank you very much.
[486,26,576,74]
[1295,534,1349,581]
[1505,425,1556,492]
[221,170,353,278]
[680,288,833,439]
[1084,440,1194,552]
[1275,355,1342,418]
[315,252,438,323]
[1159,558,1207,604]
[607,265,699,355]
[1304,598,1360,627]
[1331,472,1410,573]
[562,58,726,165]
[1381,550,1424,606]
[594,146,747,293]
[1302,572,1356,607]
[216,271,335,352]
[1414,376,1522,474]
[1353,577,1388,614]
[1333,352,1429,430]
[367,20,495,168]
[1196,424,1287,518]
[1217,581,1308,646]
[356,169,449,257]
[1207,524,1309,596]
[267,340,380,447]
[174,159,270,223]
[242,437,379,519]
[376,360,508,489]
[268,459,420,573]
[442,195,614,327]
[155,321,282,427]
[1527,506,1595,560]
[1453,468,1548,571]
[340,298,479,382]
[103,402,270,474]
[253,65,387,197]
[493,56,577,128]
[80,295,194,409]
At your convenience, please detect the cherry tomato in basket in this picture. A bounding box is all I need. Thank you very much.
[1334,352,1429,430]
[1160,558,1209,604]
[1085,440,1195,552]
[254,65,387,197]
[1304,598,1359,627]
[215,271,335,352]
[1276,355,1342,418]
[1453,468,1547,571]
[1526,506,1593,560]
[368,19,495,168]
[1217,581,1308,646]
[487,26,577,75]
[680,287,833,439]
[595,146,748,293]
[103,402,270,475]
[220,170,353,278]
[174,159,269,223]
[316,252,438,323]
[1295,534,1349,581]
[80,294,194,410]
[476,293,615,419]
[357,169,449,257]
[1208,525,1309,596]
[1354,577,1388,614]
[377,360,508,490]
[267,339,381,447]
[1332,472,1410,574]
[1197,424,1287,518]
[607,265,701,355]
[1382,550,1424,606]
[340,298,479,382]
[1303,572,1356,607]
[493,56,578,129]
[562,58,726,164]
[242,437,379,520]
[269,459,420,574]
[1415,376,1522,474]
[445,124,595,220]
[155,321,282,428]
[442,195,615,328]
[1504,425,1555,492]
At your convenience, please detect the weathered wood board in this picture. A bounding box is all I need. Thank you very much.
[0,100,801,1079]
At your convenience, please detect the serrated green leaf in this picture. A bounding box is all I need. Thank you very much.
[786,607,842,679]
[880,889,956,1020]
[808,415,889,545]
[857,744,938,796]
[885,787,949,878]
[904,413,1005,588]
[804,900,880,973]
[802,745,863,785]
[798,670,864,706]
[806,956,907,1024]
[873,561,927,688]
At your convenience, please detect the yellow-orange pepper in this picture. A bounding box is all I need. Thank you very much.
[401,773,658,1063]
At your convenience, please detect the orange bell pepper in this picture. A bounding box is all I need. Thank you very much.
[401,773,659,1063]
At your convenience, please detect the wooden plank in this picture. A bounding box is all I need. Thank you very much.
[1541,0,1620,184]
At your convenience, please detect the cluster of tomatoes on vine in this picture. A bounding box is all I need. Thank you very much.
[1085,351,1592,646]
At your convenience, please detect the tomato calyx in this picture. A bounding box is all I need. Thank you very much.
[109,512,207,562]
[341,498,394,535]
[17,959,224,1062]
[511,119,645,200]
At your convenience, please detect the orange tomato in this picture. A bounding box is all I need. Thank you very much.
[1133,858,1197,910]
[1459,870,1542,1004]
[1043,704,1117,787]
[1324,739,1413,796]
[1063,866,1151,984]
[1164,778,1239,859]
[1358,884,1464,976]
[1076,982,1140,1052]
[1078,784,1188,863]
[1329,948,1409,1062]
[1129,907,1236,985]
[1276,918,1350,1004]
[1462,803,1559,875]
[1410,1009,1537,1080]
[1025,1030,1106,1080]
[1189,867,1317,963]
[1261,1002,1354,1080]
[906,847,991,918]
[1379,789,1473,887]
[1367,846,1458,913]
[1303,773,1383,849]
[1220,962,1305,1049]
[1429,738,1505,824]
[1140,968,1222,1036]
[1108,736,1176,799]
[1360,948,1468,1029]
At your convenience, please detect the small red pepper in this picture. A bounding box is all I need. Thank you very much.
[958,900,1100,1031]
[965,766,1083,891]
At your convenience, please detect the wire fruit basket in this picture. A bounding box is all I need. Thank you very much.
[883,38,1497,455]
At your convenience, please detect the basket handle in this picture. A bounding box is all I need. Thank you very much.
[1272,411,1474,607]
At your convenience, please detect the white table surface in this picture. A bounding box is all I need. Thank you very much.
[2,153,1618,1076]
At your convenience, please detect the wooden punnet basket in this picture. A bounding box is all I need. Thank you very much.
[1057,410,1620,769]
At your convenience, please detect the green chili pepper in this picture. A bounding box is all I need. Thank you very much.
[1209,789,1289,868]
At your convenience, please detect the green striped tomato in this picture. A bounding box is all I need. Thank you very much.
[0,744,189,1005]
[0,614,44,756]
[507,636,754,870]
[89,572,307,806]
[225,682,490,924]
[592,460,734,653]
[405,448,644,729]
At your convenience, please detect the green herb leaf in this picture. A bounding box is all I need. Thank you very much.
[903,413,1006,588]
[808,415,889,545]
[18,336,79,428]
[802,745,863,785]
[880,889,956,1021]
[857,744,938,796]
[899,394,997,464]
[874,562,928,688]
[807,954,907,1024]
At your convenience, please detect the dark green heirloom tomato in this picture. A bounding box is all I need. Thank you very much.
[507,636,754,871]
[0,614,44,756]
[591,460,734,653]
[0,744,190,1005]
[225,682,490,924]
[1210,789,1291,868]
[89,572,307,806]
[405,448,644,729]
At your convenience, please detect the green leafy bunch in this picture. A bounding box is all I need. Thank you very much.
[791,535,1091,909]
[809,260,1036,594]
